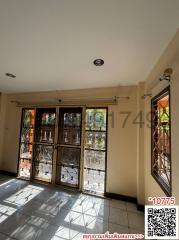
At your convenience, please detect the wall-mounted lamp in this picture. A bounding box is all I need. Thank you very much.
[142,93,152,99]
[159,68,173,82]
[142,68,173,100]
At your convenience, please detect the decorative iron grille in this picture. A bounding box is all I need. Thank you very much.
[151,86,171,196]
[18,109,35,180]
[84,108,107,194]
[33,108,56,183]
[56,108,82,188]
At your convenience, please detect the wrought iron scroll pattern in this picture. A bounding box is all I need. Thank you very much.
[151,87,171,196]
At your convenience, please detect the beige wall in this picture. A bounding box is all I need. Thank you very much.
[107,87,138,197]
[0,86,139,198]
[0,93,8,167]
[144,30,179,205]
[136,82,145,205]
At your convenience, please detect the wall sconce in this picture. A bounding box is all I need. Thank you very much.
[142,93,152,99]
[159,68,173,82]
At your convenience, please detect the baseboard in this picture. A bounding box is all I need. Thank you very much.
[137,202,145,212]
[105,192,144,212]
[0,170,17,177]
[105,192,137,203]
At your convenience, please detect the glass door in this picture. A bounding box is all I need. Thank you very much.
[18,109,35,180]
[32,108,56,183]
[18,107,108,193]
[56,108,82,188]
[83,108,107,194]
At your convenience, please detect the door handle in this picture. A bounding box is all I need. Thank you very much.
[54,143,59,149]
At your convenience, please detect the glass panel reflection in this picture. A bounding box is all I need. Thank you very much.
[62,129,81,145]
[86,109,106,131]
[18,159,31,179]
[23,109,35,128]
[18,109,35,180]
[85,132,106,150]
[32,109,56,183]
[84,108,107,194]
[41,112,56,125]
[34,145,53,164]
[20,144,32,159]
[57,108,82,188]
[64,113,81,128]
[84,169,105,193]
[57,147,80,166]
[33,162,52,182]
[61,166,79,186]
[21,128,34,143]
[84,150,105,170]
[35,126,55,143]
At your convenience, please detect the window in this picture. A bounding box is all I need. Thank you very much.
[151,86,171,196]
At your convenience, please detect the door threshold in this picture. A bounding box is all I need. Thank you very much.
[82,190,106,199]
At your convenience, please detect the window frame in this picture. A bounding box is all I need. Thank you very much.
[151,86,172,196]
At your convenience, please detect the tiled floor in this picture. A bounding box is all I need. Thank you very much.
[0,175,144,240]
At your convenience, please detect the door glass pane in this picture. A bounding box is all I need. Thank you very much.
[18,109,35,180]
[32,108,56,183]
[33,162,52,182]
[41,112,56,125]
[84,150,105,171]
[56,108,82,188]
[62,129,81,145]
[57,147,80,166]
[20,144,33,159]
[84,169,105,193]
[60,166,79,186]
[18,159,31,179]
[64,113,81,127]
[35,126,55,143]
[34,145,53,164]
[22,109,35,128]
[86,109,106,131]
[85,132,106,150]
[60,111,82,146]
[21,128,34,144]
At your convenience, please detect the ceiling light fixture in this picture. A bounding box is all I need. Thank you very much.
[5,73,16,78]
[93,59,104,66]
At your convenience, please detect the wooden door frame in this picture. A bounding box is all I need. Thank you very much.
[17,106,108,196]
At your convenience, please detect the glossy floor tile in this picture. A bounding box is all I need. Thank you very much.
[0,175,145,240]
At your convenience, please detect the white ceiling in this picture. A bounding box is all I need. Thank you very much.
[0,0,179,93]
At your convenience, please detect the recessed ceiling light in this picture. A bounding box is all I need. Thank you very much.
[5,73,16,78]
[93,59,104,66]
